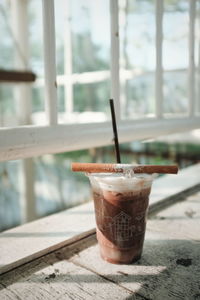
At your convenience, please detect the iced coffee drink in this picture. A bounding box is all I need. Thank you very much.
[87,172,154,264]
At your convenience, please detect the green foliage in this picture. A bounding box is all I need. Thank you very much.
[72,32,109,73]
[0,3,14,69]
[55,149,90,161]
[74,81,110,112]
[32,87,44,113]
[0,85,15,115]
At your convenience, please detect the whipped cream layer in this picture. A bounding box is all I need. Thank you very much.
[88,173,154,193]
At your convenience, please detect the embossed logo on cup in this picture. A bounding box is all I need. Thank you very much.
[96,210,146,242]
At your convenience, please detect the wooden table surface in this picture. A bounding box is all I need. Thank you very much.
[0,190,200,300]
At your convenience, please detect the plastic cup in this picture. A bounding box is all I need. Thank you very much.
[87,172,154,264]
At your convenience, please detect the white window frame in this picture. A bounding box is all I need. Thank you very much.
[0,0,200,163]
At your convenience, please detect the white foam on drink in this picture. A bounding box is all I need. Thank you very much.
[88,173,154,193]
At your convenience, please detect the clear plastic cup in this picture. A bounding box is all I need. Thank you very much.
[87,172,154,264]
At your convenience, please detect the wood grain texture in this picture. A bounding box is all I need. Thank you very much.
[149,163,200,215]
[0,163,200,276]
[0,262,133,300]
[0,191,200,299]
[0,201,96,275]
[0,235,132,300]
[70,192,200,300]
[148,190,200,240]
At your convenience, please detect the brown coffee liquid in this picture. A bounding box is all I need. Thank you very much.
[93,187,151,263]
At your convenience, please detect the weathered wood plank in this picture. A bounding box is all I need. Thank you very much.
[0,261,133,300]
[149,163,200,215]
[0,164,200,276]
[0,202,96,275]
[0,191,200,299]
[0,235,132,300]
[148,191,200,241]
[70,235,200,299]
[70,192,200,300]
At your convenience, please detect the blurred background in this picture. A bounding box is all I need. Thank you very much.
[0,0,200,231]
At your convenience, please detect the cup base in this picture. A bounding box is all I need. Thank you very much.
[100,252,141,265]
[99,243,142,264]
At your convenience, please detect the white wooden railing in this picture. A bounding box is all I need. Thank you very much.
[0,0,200,163]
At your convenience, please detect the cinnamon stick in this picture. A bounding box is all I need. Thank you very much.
[71,163,178,174]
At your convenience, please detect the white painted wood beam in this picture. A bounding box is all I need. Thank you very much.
[189,0,196,116]
[155,0,163,118]
[64,0,73,114]
[0,117,200,162]
[11,0,36,223]
[42,0,58,125]
[110,0,120,120]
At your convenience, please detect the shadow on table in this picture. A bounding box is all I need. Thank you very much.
[0,238,199,299]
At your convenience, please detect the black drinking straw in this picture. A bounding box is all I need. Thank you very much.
[109,99,121,163]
